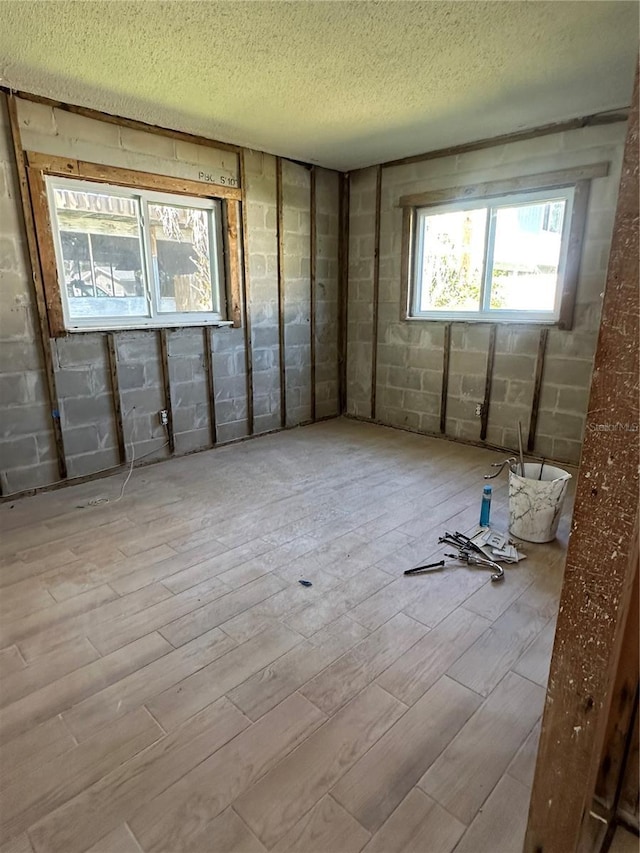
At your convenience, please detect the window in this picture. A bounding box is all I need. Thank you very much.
[400,163,609,328]
[45,177,227,331]
[411,189,573,323]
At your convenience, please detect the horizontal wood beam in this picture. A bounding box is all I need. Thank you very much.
[3,86,240,154]
[382,110,628,170]
[398,162,609,208]
[26,151,241,200]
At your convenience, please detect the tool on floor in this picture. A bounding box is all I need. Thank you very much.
[404,559,446,576]
[484,457,517,480]
[444,551,504,582]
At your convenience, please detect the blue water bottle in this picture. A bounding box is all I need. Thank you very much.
[479,485,492,527]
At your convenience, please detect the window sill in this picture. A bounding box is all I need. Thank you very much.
[63,319,234,334]
[407,312,559,325]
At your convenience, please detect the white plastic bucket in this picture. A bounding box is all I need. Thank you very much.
[508,462,571,543]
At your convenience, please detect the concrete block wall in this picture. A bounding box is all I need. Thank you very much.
[0,96,340,494]
[346,168,378,418]
[0,98,59,493]
[347,122,627,464]
[282,161,312,426]
[315,169,340,419]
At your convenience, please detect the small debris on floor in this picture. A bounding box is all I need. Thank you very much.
[298,579,313,587]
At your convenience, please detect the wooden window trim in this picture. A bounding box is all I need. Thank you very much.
[399,162,609,330]
[25,152,244,336]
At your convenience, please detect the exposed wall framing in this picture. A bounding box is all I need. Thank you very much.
[480,324,497,441]
[525,70,639,853]
[370,165,382,420]
[6,94,67,480]
[106,333,126,464]
[239,150,254,436]
[276,157,287,428]
[337,172,350,414]
[310,166,317,421]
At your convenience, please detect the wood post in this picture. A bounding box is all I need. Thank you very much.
[525,67,639,853]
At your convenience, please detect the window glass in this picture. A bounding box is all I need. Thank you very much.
[418,208,486,312]
[489,200,566,312]
[147,203,215,314]
[52,187,147,320]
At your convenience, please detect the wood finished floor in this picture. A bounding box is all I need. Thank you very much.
[0,419,574,853]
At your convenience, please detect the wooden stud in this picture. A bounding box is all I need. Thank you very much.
[381,111,627,170]
[440,323,451,435]
[480,325,497,442]
[337,173,350,415]
[397,163,609,209]
[239,151,254,435]
[203,328,217,446]
[399,207,415,321]
[370,166,382,420]
[525,69,639,853]
[5,94,67,480]
[158,330,175,455]
[276,158,287,429]
[26,152,241,201]
[223,200,243,329]
[106,334,127,464]
[5,87,240,154]
[557,180,591,331]
[527,327,549,453]
[25,166,66,337]
[310,166,317,421]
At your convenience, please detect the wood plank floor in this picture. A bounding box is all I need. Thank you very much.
[0,419,574,853]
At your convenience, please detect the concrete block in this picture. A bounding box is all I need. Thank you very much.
[0,237,18,271]
[0,373,28,405]
[171,356,206,384]
[66,447,120,479]
[18,101,56,135]
[386,365,421,391]
[555,385,590,414]
[55,108,121,147]
[2,461,60,496]
[460,375,485,398]
[175,428,211,456]
[62,394,114,428]
[546,330,597,360]
[449,351,489,376]
[536,410,585,441]
[492,353,536,382]
[215,374,248,402]
[216,420,249,443]
[121,386,164,416]
[0,340,43,372]
[1,403,52,438]
[55,335,105,368]
[172,380,207,409]
[216,399,247,425]
[0,434,38,469]
[505,380,533,406]
[552,438,582,465]
[488,401,530,430]
[403,389,440,415]
[167,331,204,358]
[120,127,175,159]
[117,362,145,390]
[0,305,31,340]
[542,358,593,388]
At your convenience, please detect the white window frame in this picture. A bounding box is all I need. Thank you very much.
[45,176,230,332]
[410,187,575,324]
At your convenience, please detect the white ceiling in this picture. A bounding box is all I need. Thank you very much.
[0,1,637,171]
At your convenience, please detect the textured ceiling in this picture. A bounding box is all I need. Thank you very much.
[0,1,637,171]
